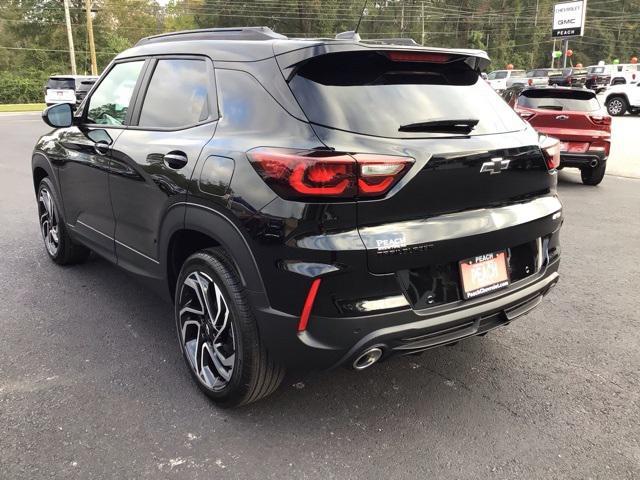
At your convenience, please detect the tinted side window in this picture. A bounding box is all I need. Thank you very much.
[138,59,210,129]
[87,61,144,126]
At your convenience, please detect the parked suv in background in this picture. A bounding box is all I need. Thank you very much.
[33,27,562,407]
[486,69,526,91]
[604,82,640,116]
[511,87,610,185]
[548,67,587,87]
[44,75,98,106]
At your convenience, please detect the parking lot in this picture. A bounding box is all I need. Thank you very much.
[0,113,639,479]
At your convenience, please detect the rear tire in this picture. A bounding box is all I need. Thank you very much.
[175,248,284,407]
[606,96,628,116]
[37,178,90,265]
[581,161,607,186]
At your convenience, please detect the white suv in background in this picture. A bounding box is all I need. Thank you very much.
[604,81,640,116]
[486,69,525,92]
[44,75,98,106]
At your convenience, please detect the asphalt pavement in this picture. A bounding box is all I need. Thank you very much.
[0,113,639,479]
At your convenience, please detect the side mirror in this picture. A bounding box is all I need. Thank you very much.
[42,103,73,128]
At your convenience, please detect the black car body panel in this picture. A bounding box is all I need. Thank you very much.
[33,28,562,372]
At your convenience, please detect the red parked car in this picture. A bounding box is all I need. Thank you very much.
[503,86,611,185]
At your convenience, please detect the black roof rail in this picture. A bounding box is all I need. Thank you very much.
[135,26,287,46]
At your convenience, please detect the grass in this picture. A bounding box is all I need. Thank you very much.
[0,103,46,113]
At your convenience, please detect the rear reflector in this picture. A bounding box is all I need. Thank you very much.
[248,148,413,200]
[540,136,561,170]
[298,278,322,332]
[386,51,451,63]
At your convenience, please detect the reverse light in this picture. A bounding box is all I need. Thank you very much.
[248,148,414,200]
[386,51,451,63]
[540,135,561,170]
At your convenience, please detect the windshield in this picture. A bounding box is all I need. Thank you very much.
[288,51,525,138]
[588,66,606,74]
[46,78,75,90]
[517,89,600,112]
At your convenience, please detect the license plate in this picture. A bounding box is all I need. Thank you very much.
[459,251,509,299]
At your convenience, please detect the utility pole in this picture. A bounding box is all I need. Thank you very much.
[563,38,569,68]
[551,39,556,68]
[63,0,77,75]
[85,0,97,75]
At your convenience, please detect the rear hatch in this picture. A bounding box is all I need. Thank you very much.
[281,47,554,274]
[45,77,76,102]
[516,88,611,147]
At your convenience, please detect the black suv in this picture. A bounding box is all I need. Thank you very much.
[33,27,562,407]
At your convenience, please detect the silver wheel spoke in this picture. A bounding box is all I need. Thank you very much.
[178,271,236,391]
[39,187,59,256]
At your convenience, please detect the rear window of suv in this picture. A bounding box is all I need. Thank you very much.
[517,89,600,112]
[288,51,525,138]
[47,78,75,90]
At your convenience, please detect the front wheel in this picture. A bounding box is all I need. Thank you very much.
[37,178,90,265]
[581,161,607,186]
[606,96,628,116]
[175,249,284,407]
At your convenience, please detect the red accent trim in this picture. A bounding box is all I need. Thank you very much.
[298,278,322,332]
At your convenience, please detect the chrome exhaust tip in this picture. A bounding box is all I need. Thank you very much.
[352,347,383,370]
[590,159,599,168]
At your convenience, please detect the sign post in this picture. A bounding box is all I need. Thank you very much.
[552,0,587,68]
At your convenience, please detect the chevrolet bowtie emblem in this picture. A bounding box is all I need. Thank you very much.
[480,158,510,174]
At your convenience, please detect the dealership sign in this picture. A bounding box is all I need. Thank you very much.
[552,0,587,38]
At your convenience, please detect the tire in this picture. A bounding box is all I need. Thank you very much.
[174,248,284,407]
[606,96,628,116]
[37,177,90,265]
[581,161,607,186]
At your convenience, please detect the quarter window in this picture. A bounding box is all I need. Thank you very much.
[138,59,211,129]
[86,61,144,126]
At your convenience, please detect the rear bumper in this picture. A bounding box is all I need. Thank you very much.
[560,151,607,168]
[254,257,560,371]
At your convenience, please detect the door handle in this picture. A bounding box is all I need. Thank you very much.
[163,151,188,169]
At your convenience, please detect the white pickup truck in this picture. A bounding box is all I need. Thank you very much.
[604,82,640,116]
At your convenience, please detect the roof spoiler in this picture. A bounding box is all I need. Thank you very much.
[274,42,491,80]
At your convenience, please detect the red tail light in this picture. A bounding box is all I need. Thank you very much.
[540,136,561,170]
[248,148,413,200]
[589,115,612,126]
[387,51,451,63]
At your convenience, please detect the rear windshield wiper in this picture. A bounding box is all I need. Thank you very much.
[398,119,479,134]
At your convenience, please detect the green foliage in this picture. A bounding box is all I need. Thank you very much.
[0,70,48,103]
[1,0,640,103]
